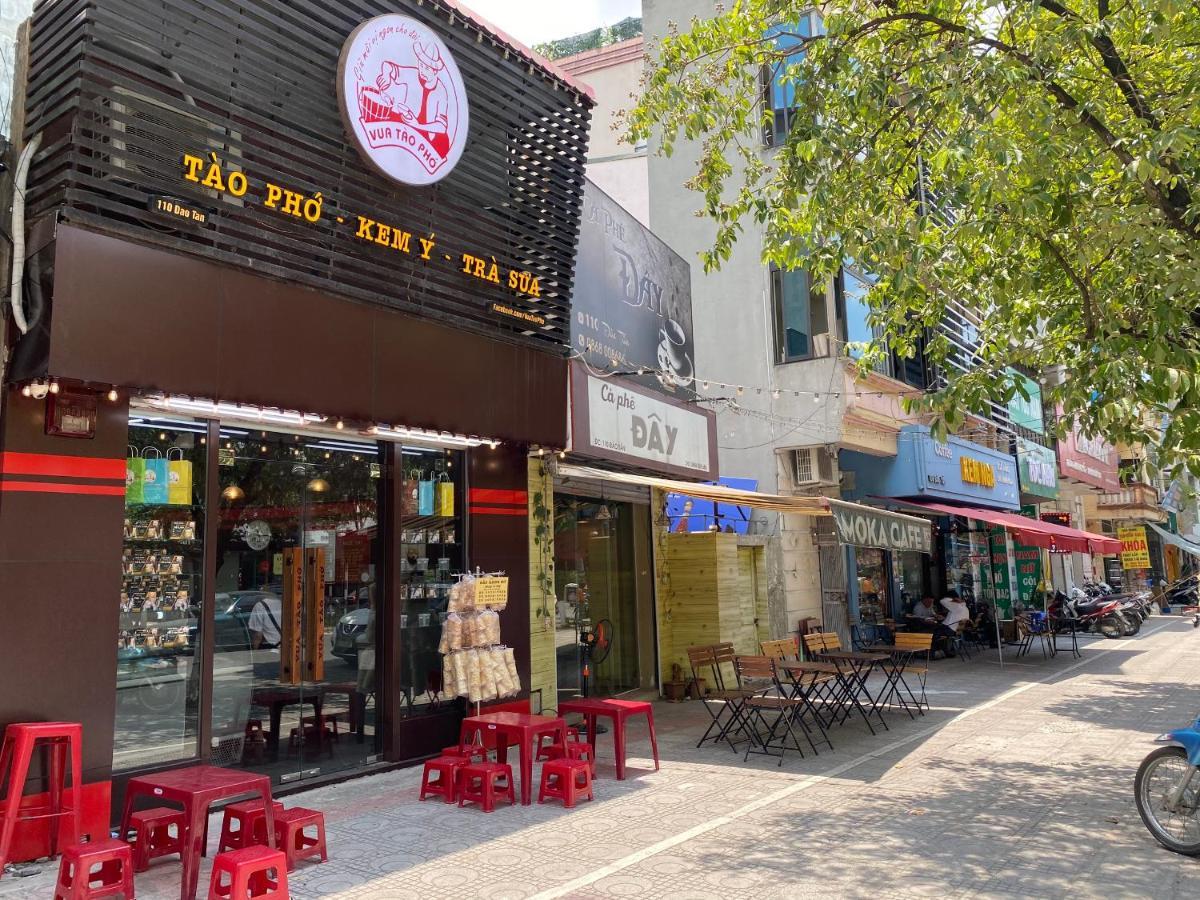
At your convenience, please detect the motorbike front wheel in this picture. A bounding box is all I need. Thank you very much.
[1120,612,1141,636]
[1135,746,1200,855]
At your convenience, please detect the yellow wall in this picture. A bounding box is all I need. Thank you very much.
[527,458,557,710]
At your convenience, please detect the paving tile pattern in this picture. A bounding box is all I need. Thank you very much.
[4,618,1200,899]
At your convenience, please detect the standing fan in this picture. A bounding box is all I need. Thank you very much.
[579,618,614,698]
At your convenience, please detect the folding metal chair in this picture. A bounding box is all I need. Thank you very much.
[733,656,828,765]
[687,645,752,750]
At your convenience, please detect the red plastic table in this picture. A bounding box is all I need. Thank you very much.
[119,765,275,900]
[460,712,567,805]
[558,698,661,780]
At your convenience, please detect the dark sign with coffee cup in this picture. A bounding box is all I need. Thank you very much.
[573,180,694,395]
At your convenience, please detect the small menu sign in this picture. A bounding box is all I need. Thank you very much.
[474,576,509,609]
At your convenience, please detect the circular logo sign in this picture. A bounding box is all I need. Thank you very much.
[338,15,469,186]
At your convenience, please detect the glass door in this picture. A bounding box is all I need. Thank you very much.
[213,430,380,785]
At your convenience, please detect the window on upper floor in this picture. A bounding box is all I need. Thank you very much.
[771,264,827,364]
[762,12,822,147]
[835,264,929,389]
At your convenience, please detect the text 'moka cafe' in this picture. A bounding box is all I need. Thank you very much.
[2,0,593,836]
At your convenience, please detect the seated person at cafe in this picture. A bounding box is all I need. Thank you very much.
[935,590,971,655]
[905,596,940,632]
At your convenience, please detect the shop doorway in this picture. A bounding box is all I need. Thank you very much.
[553,496,649,702]
[212,429,381,784]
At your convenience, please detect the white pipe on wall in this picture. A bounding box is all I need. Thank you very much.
[8,132,42,335]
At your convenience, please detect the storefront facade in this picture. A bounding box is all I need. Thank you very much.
[1053,422,1122,590]
[2,0,592,836]
[841,425,1021,617]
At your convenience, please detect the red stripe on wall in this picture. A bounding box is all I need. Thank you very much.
[469,506,528,517]
[0,451,125,481]
[468,488,528,506]
[0,480,126,496]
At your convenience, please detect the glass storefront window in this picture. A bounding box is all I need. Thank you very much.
[554,496,640,701]
[212,429,386,782]
[397,446,465,715]
[854,547,889,623]
[115,417,207,771]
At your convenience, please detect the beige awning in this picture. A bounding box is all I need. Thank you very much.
[554,464,933,553]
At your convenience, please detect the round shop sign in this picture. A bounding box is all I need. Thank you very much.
[338,15,469,186]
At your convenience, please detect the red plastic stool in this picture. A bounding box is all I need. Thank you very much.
[272,807,327,871]
[419,756,468,804]
[218,799,285,853]
[441,743,489,763]
[53,838,135,899]
[535,728,580,761]
[208,845,288,899]
[129,807,186,872]
[0,722,83,876]
[538,758,594,809]
[457,762,515,813]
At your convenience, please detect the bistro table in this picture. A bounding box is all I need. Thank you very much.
[816,650,892,733]
[558,698,661,780]
[119,765,275,900]
[461,712,567,805]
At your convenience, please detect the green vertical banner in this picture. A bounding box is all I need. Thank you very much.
[1013,542,1043,608]
[989,526,1013,617]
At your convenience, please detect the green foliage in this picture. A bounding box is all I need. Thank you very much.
[534,16,643,61]
[629,0,1200,471]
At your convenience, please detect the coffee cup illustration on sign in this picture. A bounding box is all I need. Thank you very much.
[656,318,693,386]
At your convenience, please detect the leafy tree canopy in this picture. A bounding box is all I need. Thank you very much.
[629,0,1200,475]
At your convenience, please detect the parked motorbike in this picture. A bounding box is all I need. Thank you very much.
[1059,588,1127,639]
[1135,714,1200,855]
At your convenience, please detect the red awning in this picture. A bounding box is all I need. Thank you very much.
[897,499,1122,555]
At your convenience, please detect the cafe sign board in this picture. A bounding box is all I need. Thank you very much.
[337,15,469,186]
[1118,525,1152,569]
[569,363,717,480]
[827,500,933,554]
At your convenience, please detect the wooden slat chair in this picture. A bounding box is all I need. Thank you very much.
[760,638,798,661]
[802,631,842,660]
[687,645,752,750]
[886,632,933,714]
[734,656,831,764]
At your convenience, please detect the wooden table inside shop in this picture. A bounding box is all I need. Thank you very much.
[251,683,323,760]
[460,712,567,806]
[558,698,661,780]
[119,765,275,900]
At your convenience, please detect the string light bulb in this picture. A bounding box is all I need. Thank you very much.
[107,389,119,402]
[49,381,60,395]
[21,385,31,397]
[772,390,781,400]
[336,420,345,430]
[812,393,821,403]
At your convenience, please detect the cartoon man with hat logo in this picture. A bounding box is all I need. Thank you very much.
[374,40,451,158]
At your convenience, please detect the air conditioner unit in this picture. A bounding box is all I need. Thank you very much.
[793,447,837,487]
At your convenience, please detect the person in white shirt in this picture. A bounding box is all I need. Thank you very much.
[247,594,282,650]
[935,590,970,655]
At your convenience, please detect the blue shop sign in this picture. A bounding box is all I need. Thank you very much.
[841,425,1020,510]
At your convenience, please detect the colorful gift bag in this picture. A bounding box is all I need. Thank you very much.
[436,473,455,517]
[418,475,435,516]
[402,468,420,517]
[141,447,169,505]
[167,447,193,506]
[125,446,145,505]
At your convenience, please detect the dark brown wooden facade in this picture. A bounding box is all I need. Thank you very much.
[22,0,591,352]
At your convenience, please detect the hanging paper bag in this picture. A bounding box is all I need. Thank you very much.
[418,474,435,516]
[436,472,455,517]
[402,468,420,518]
[142,447,169,505]
[167,447,193,506]
[125,446,145,506]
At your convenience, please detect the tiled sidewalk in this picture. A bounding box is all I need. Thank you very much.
[4,618,1199,899]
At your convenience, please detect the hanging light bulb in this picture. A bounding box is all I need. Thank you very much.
[772,390,781,400]
[736,386,744,396]
[221,484,245,502]
[702,381,709,390]
[21,385,31,398]
[306,477,331,493]
[335,420,345,430]
[49,381,60,395]
[812,393,821,403]
[107,389,119,402]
